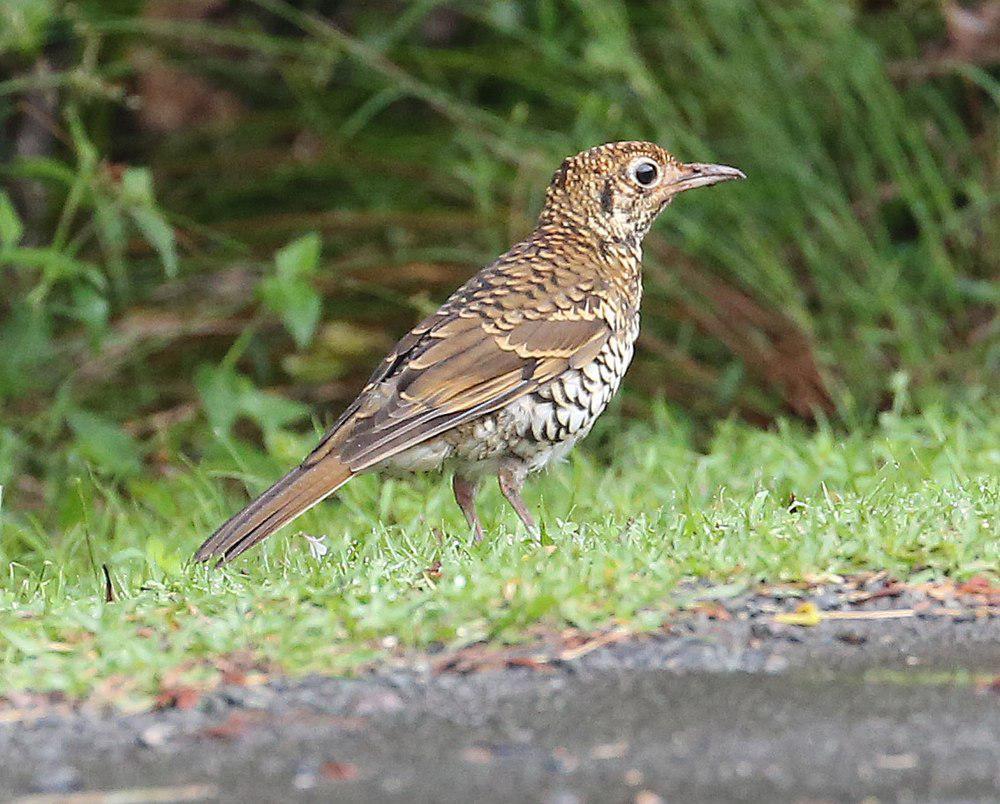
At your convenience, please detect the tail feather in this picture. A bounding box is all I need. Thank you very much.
[195,456,353,565]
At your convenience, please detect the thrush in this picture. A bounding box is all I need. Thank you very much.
[195,141,744,564]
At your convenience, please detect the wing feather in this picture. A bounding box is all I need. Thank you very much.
[304,310,611,472]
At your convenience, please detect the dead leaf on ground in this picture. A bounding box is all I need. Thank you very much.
[320,761,359,781]
[434,646,552,675]
[200,711,267,741]
[0,692,74,724]
[847,581,906,603]
[689,601,732,621]
[956,575,1000,602]
[505,655,553,671]
[154,686,200,711]
[558,628,631,661]
[210,650,275,688]
[774,602,823,627]
[975,675,1000,694]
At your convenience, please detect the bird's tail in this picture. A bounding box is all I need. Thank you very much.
[194,455,353,565]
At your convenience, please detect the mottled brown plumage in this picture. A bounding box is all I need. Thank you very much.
[195,142,744,564]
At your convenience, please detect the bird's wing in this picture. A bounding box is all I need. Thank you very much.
[194,259,616,565]
[303,297,612,473]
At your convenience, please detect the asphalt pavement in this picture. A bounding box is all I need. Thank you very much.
[3,578,998,802]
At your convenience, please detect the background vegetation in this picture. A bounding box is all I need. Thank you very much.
[0,1,997,696]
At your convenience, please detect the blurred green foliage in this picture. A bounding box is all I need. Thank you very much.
[0,0,997,534]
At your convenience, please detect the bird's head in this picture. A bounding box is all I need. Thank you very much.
[539,141,745,245]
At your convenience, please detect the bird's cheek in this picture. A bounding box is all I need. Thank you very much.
[657,195,675,212]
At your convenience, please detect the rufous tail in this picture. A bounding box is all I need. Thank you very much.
[194,456,353,565]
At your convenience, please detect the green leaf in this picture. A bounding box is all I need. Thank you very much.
[69,285,109,333]
[66,410,142,477]
[275,232,321,279]
[238,388,310,434]
[93,199,127,277]
[258,275,322,348]
[121,167,155,206]
[129,207,178,277]
[263,428,311,463]
[66,108,97,170]
[0,307,53,400]
[195,363,309,436]
[0,191,23,247]
[1,246,97,286]
[145,536,182,576]
[194,363,246,435]
[0,0,55,55]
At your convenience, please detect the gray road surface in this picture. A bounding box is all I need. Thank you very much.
[3,581,998,802]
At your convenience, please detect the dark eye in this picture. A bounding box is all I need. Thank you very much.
[630,158,660,188]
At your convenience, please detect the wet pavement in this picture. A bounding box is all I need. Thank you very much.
[3,579,998,802]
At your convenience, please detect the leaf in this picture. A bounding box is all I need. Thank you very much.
[93,199,127,277]
[275,232,321,279]
[70,285,109,333]
[6,156,78,186]
[773,601,823,627]
[319,761,359,781]
[145,535,183,576]
[0,191,23,247]
[195,363,309,436]
[129,207,178,277]
[67,109,97,170]
[258,276,322,348]
[0,308,53,400]
[194,363,246,435]
[1,0,53,54]
[238,387,310,434]
[263,428,310,462]
[66,410,142,476]
[154,685,201,710]
[260,233,324,347]
[121,167,155,206]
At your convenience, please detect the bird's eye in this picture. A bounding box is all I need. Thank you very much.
[629,158,660,188]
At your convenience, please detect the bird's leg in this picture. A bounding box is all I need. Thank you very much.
[452,474,484,543]
[497,465,538,536]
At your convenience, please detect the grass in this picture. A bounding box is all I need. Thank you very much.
[2,401,996,708]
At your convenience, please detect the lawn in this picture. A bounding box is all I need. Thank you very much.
[2,401,996,708]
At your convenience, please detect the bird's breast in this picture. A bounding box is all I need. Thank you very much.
[518,326,638,447]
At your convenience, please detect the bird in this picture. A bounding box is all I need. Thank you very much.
[195,141,744,565]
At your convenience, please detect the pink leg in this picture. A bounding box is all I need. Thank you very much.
[497,465,537,535]
[452,474,484,543]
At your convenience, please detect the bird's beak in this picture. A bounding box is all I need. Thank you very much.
[667,162,746,194]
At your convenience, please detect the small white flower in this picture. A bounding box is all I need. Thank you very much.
[303,533,328,560]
